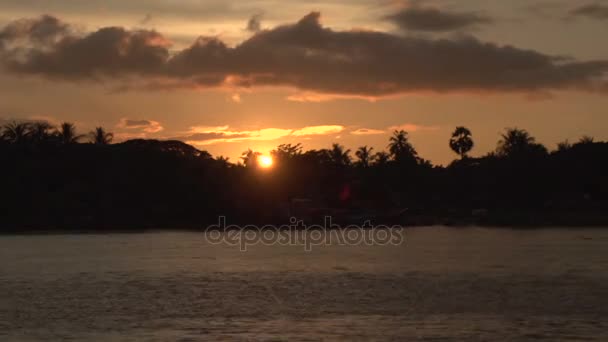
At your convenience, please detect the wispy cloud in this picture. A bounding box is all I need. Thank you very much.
[350,128,386,135]
[385,6,492,32]
[569,3,608,20]
[117,118,164,133]
[174,124,345,145]
[291,125,344,136]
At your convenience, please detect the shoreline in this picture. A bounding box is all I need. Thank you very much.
[2,219,608,235]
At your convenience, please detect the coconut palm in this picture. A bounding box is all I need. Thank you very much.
[388,130,418,163]
[30,121,55,145]
[355,146,374,168]
[89,127,114,145]
[57,122,83,145]
[449,126,474,159]
[1,121,31,144]
[327,143,351,167]
[497,128,547,157]
[373,151,390,166]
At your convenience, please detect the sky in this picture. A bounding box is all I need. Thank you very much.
[1,0,608,165]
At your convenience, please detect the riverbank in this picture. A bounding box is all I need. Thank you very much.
[2,210,608,234]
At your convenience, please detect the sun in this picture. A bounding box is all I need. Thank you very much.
[258,155,273,168]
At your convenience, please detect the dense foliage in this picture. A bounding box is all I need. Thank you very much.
[1,122,607,230]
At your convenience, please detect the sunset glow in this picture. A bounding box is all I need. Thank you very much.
[2,2,608,340]
[258,155,273,168]
[0,1,607,163]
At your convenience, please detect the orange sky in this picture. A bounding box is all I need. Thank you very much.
[1,0,607,165]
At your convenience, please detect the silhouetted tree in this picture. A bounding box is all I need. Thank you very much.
[241,149,261,168]
[29,121,55,145]
[556,139,572,152]
[496,128,547,158]
[1,121,31,145]
[373,151,390,166]
[388,130,418,164]
[449,126,474,159]
[578,135,595,145]
[271,143,303,163]
[355,146,374,168]
[213,156,231,169]
[1,118,608,230]
[57,122,83,145]
[89,127,113,145]
[327,143,351,167]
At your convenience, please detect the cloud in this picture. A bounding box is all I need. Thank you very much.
[117,118,164,133]
[291,125,344,136]
[189,125,230,133]
[350,128,386,135]
[385,7,492,32]
[1,13,608,98]
[526,2,570,19]
[569,3,608,20]
[389,124,440,132]
[0,15,170,79]
[173,124,345,145]
[286,92,377,102]
[246,13,263,33]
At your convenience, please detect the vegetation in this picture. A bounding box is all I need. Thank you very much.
[1,121,607,231]
[449,126,474,159]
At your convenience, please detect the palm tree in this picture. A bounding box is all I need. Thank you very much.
[89,127,114,145]
[29,121,55,145]
[388,130,418,163]
[355,146,374,168]
[57,122,83,145]
[327,143,351,167]
[1,121,31,144]
[449,126,474,159]
[497,128,547,157]
[373,151,390,166]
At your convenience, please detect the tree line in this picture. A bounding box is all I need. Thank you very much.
[1,120,607,230]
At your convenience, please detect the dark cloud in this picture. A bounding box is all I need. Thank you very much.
[570,3,608,20]
[122,119,153,127]
[0,18,169,79]
[385,7,492,32]
[246,13,263,33]
[1,13,608,97]
[117,118,163,133]
[0,15,70,47]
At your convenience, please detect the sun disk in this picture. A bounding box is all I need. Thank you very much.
[258,155,273,168]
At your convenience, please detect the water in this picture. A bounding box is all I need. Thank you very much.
[1,227,607,341]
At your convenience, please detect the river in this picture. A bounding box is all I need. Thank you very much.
[1,227,607,341]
